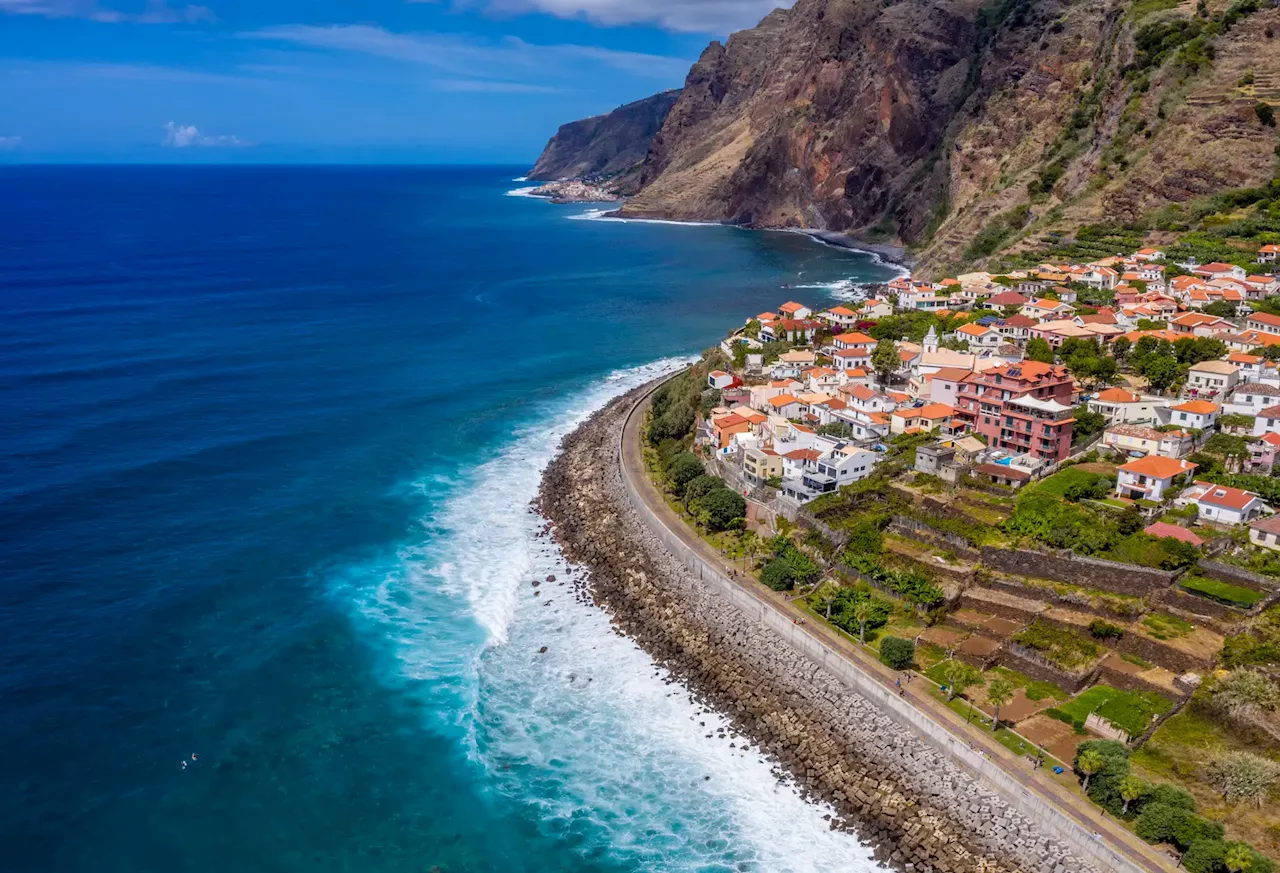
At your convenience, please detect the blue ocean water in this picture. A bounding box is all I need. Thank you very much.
[0,166,899,873]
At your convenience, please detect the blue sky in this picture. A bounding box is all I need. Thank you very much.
[0,0,787,162]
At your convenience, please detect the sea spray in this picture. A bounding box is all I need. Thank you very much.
[346,359,877,872]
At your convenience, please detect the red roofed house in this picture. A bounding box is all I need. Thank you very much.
[820,305,860,331]
[890,403,956,435]
[988,290,1028,308]
[955,361,1075,462]
[777,301,812,319]
[1257,244,1279,264]
[712,413,752,449]
[1116,456,1196,501]
[832,331,876,352]
[1193,263,1247,282]
[1087,387,1159,424]
[1246,311,1280,334]
[997,314,1038,343]
[1159,399,1219,431]
[1184,481,1269,526]
[708,370,739,391]
[1169,311,1226,337]
[955,322,1002,349]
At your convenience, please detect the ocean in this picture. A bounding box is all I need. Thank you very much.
[0,165,900,873]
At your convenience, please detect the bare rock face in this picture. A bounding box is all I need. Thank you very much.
[533,0,1280,274]
[528,90,681,190]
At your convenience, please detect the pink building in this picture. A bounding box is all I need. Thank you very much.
[956,361,1076,462]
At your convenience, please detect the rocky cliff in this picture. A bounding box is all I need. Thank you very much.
[528,90,681,190]
[535,0,1280,274]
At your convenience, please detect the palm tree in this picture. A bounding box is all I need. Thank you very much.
[853,599,874,644]
[1077,748,1105,793]
[942,660,980,702]
[1225,844,1253,873]
[1118,775,1150,816]
[986,678,1014,731]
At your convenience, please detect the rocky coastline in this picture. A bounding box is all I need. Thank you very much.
[536,383,1100,873]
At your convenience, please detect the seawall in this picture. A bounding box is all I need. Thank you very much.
[537,380,1141,873]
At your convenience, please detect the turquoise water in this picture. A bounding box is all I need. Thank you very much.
[0,165,899,873]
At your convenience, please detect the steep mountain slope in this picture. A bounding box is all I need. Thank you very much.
[528,90,681,188]
[534,0,1280,274]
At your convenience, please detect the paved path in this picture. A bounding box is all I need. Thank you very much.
[619,379,1178,873]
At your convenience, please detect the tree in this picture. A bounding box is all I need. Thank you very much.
[1112,336,1132,363]
[697,487,747,531]
[1204,300,1238,318]
[1119,775,1151,816]
[1257,101,1276,127]
[879,636,914,669]
[853,598,875,643]
[986,677,1014,731]
[871,338,899,387]
[1072,404,1108,441]
[941,660,981,701]
[1025,337,1055,364]
[668,452,705,495]
[1077,748,1105,793]
[1206,750,1280,808]
[1225,843,1254,873]
[683,474,722,507]
[1143,354,1183,394]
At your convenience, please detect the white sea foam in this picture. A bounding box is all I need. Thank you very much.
[343,357,878,872]
[567,209,723,227]
[506,186,544,199]
[512,176,528,182]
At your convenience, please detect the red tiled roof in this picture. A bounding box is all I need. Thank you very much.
[1193,481,1261,510]
[1120,455,1195,479]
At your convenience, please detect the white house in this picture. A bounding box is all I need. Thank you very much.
[1133,247,1165,262]
[1116,456,1197,502]
[832,348,871,373]
[1249,515,1280,551]
[1183,481,1269,525]
[708,370,738,390]
[929,367,973,408]
[832,331,877,353]
[1088,388,1162,424]
[1246,312,1280,335]
[1254,404,1280,437]
[1020,298,1075,321]
[954,322,1002,350]
[777,301,812,320]
[820,305,860,331]
[1227,353,1268,383]
[1159,400,1219,431]
[812,443,881,486]
[1256,244,1279,264]
[770,349,817,379]
[1193,263,1247,282]
[1226,383,1280,416]
[860,299,894,319]
[1185,360,1239,398]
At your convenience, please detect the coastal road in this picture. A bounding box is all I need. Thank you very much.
[619,379,1178,873]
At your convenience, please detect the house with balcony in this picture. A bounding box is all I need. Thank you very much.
[1258,244,1279,264]
[819,305,860,331]
[1115,456,1196,502]
[1169,312,1227,337]
[1227,353,1268,383]
[1247,432,1280,474]
[890,402,957,435]
[1185,360,1239,399]
[954,360,1076,462]
[1193,262,1248,282]
[777,301,812,320]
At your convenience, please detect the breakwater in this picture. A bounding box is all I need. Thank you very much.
[537,383,1109,873]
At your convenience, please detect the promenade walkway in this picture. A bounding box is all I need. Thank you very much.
[619,381,1178,873]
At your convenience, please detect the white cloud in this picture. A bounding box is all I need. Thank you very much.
[0,0,213,24]
[0,136,22,150]
[161,122,249,148]
[241,24,693,82]
[451,0,793,33]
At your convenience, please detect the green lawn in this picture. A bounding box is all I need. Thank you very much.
[1033,467,1115,499]
[1054,685,1173,736]
[1178,575,1267,609]
[1141,612,1195,641]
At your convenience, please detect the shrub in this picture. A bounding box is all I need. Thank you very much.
[1136,803,1223,849]
[880,636,914,669]
[1257,102,1276,128]
[1205,750,1280,808]
[1182,839,1227,873]
[760,558,798,591]
[1089,619,1125,640]
[1149,783,1196,812]
[1075,739,1132,814]
[694,486,747,532]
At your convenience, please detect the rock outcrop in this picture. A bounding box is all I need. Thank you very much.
[537,384,1100,873]
[533,0,1280,273]
[528,90,681,191]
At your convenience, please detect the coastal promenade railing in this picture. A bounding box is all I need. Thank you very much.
[616,373,1171,873]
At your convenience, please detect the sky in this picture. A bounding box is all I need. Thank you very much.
[0,0,790,162]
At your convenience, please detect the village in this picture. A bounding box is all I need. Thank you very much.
[646,241,1280,870]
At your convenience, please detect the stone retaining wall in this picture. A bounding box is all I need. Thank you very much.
[1097,663,1183,702]
[1153,586,1247,628]
[1196,558,1278,592]
[979,547,1177,596]
[1001,644,1100,695]
[889,516,982,561]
